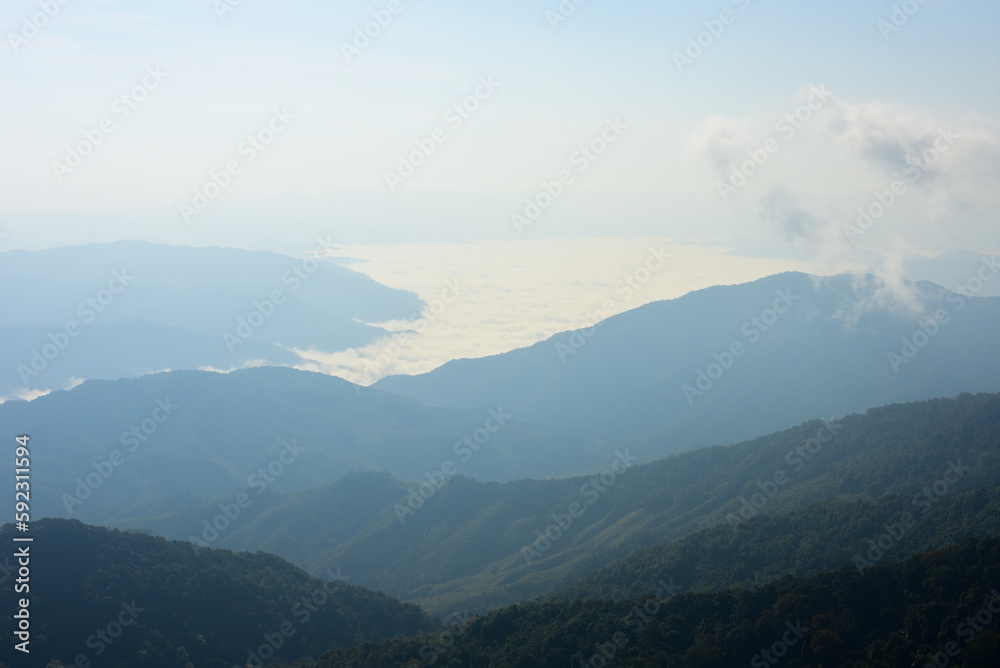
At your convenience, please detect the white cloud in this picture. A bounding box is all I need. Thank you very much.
[293,238,851,383]
[686,88,1000,257]
[683,115,755,177]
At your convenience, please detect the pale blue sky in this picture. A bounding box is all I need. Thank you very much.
[1,0,997,257]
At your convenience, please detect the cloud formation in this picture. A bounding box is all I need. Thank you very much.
[688,87,1000,258]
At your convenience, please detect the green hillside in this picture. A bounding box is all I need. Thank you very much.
[553,485,1000,601]
[304,535,1000,667]
[0,519,435,668]
[139,392,1000,616]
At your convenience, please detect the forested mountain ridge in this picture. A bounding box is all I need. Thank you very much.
[138,392,1000,616]
[552,483,1000,601]
[0,519,435,668]
[301,535,1000,667]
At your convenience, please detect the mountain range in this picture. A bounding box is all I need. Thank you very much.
[5,268,999,533]
[4,393,999,666]
[0,241,421,400]
[376,270,1000,453]
[0,366,568,525]
[133,391,1000,617]
[4,252,1000,666]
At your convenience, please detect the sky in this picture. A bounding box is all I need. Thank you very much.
[2,0,997,251]
[1,0,998,380]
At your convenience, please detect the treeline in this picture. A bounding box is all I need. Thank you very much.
[0,519,436,668]
[302,535,1000,667]
[552,484,1000,601]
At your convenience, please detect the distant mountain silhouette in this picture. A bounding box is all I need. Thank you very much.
[870,250,1000,297]
[376,271,1000,455]
[0,366,570,525]
[0,240,422,398]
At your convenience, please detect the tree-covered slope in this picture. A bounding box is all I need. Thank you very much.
[0,519,435,668]
[304,536,1000,667]
[553,484,1000,601]
[140,393,1000,617]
